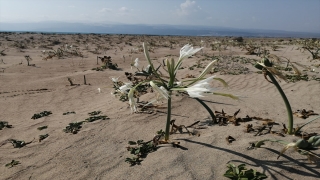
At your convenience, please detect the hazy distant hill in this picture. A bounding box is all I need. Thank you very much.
[1,21,319,38]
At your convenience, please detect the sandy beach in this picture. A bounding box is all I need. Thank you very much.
[0,32,319,180]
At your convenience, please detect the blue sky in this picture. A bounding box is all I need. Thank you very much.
[0,0,319,33]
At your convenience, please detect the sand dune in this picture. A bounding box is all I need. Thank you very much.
[0,33,319,180]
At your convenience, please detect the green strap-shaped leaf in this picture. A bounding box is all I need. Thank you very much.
[255,139,289,148]
[295,115,320,134]
[213,92,239,100]
[213,77,228,87]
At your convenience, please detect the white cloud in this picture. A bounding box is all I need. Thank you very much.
[119,7,129,12]
[181,0,195,9]
[117,7,132,17]
[99,8,112,13]
[177,0,196,16]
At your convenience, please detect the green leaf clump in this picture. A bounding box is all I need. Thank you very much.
[63,111,109,134]
[63,111,76,115]
[85,115,109,122]
[31,111,52,120]
[224,163,267,180]
[0,121,12,130]
[5,160,20,168]
[125,140,158,166]
[37,126,48,130]
[88,111,101,116]
[39,134,49,142]
[86,111,109,122]
[63,122,83,134]
[10,139,28,148]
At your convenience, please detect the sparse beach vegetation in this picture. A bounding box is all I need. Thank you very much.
[0,32,319,179]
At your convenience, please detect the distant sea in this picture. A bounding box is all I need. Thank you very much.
[1,22,319,38]
[2,30,319,39]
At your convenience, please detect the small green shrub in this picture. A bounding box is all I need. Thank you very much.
[37,126,48,130]
[125,140,158,166]
[0,121,12,130]
[39,134,49,142]
[63,122,83,134]
[5,160,20,168]
[31,111,52,120]
[224,163,267,180]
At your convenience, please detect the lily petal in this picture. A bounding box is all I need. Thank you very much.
[179,44,203,60]
[175,44,203,74]
[182,76,216,98]
[111,76,120,83]
[134,58,139,68]
[150,81,169,100]
[119,82,132,94]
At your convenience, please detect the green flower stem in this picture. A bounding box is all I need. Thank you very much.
[164,91,172,141]
[266,71,293,134]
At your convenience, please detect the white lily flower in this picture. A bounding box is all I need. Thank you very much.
[182,76,216,98]
[128,88,137,113]
[111,76,119,83]
[131,58,139,70]
[150,81,169,100]
[119,82,132,94]
[144,65,151,72]
[134,58,139,68]
[175,44,203,75]
[179,44,203,61]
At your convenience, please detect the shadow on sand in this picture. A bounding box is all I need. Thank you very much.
[175,138,320,180]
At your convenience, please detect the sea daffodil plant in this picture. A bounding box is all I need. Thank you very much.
[127,43,236,141]
[254,135,320,160]
[254,58,320,135]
